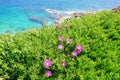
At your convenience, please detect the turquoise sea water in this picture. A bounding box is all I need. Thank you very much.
[0,0,120,33]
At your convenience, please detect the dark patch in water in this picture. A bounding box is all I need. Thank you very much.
[5,30,12,33]
[29,16,46,25]
[15,27,26,31]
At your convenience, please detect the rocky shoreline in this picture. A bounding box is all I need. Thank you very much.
[45,9,103,23]
[55,5,120,23]
[28,5,120,25]
[56,10,103,23]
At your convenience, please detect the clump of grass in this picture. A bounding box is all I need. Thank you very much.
[0,11,120,80]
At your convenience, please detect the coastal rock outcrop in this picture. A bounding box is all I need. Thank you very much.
[57,11,100,23]
[29,16,46,25]
[112,5,120,12]
[73,13,85,18]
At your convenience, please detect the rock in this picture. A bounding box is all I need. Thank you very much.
[57,15,71,23]
[66,18,71,22]
[73,13,85,18]
[5,30,12,33]
[29,16,46,25]
[56,10,101,23]
[112,5,120,12]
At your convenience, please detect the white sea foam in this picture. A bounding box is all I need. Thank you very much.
[45,9,61,14]
[45,8,100,15]
[45,9,77,15]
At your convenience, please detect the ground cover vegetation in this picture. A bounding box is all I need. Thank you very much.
[0,11,120,80]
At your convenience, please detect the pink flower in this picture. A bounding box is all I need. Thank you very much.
[77,49,82,54]
[58,44,64,50]
[58,36,64,41]
[45,70,52,77]
[76,45,84,54]
[62,62,67,67]
[55,23,60,27]
[76,45,84,50]
[66,24,70,28]
[66,39,72,44]
[44,59,52,68]
[72,51,78,56]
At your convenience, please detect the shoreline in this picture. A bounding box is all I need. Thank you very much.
[56,5,120,23]
[45,8,109,24]
[54,10,106,23]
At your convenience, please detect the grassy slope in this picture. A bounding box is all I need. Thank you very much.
[0,11,120,80]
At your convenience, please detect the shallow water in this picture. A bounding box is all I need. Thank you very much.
[0,0,120,33]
